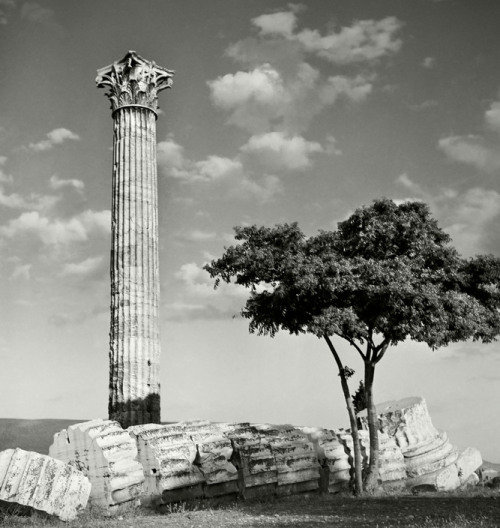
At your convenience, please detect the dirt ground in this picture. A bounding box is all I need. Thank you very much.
[3,492,500,528]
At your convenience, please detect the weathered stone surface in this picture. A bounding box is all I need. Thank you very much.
[359,396,482,492]
[97,52,174,428]
[128,423,204,504]
[359,397,439,452]
[460,471,480,488]
[404,432,458,478]
[226,425,278,499]
[300,427,351,493]
[455,448,482,485]
[49,419,144,514]
[0,448,90,521]
[406,462,461,491]
[253,424,320,495]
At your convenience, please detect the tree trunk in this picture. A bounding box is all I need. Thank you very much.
[323,336,364,495]
[363,360,379,492]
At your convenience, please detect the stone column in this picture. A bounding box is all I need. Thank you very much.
[96,51,174,428]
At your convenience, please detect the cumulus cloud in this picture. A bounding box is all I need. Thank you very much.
[438,93,500,172]
[438,135,500,172]
[61,256,104,277]
[0,0,14,25]
[49,175,85,192]
[176,230,217,242]
[394,173,500,256]
[157,135,186,176]
[28,128,80,152]
[209,63,374,133]
[445,188,500,256]
[157,135,283,203]
[11,263,31,281]
[0,186,60,211]
[422,57,435,68]
[193,156,243,182]
[209,7,396,135]
[208,64,288,132]
[167,261,249,321]
[0,209,110,245]
[485,101,500,132]
[293,16,402,64]
[252,10,298,37]
[249,9,402,64]
[321,74,374,105]
[241,131,323,170]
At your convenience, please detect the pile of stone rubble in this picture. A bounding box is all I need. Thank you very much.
[0,397,484,520]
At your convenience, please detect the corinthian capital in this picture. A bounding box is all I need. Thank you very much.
[96,50,174,114]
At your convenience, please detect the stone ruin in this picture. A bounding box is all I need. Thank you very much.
[0,396,486,520]
[359,396,483,491]
[0,448,90,521]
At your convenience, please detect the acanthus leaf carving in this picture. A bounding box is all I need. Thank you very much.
[96,51,174,114]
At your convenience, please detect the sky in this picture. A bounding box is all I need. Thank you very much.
[0,0,499,462]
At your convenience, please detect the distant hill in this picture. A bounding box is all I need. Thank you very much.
[0,418,86,454]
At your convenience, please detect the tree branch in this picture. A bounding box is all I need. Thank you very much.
[323,334,345,372]
[373,339,390,364]
[341,334,366,361]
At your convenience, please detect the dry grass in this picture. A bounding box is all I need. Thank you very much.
[1,488,499,528]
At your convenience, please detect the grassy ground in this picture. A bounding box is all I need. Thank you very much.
[2,488,499,528]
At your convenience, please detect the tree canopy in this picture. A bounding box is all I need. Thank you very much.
[206,199,500,351]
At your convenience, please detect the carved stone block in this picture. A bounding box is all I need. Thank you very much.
[49,419,144,514]
[0,448,90,521]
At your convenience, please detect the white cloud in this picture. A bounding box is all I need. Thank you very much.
[156,136,282,203]
[438,92,500,172]
[171,261,248,320]
[0,156,7,165]
[209,62,372,134]
[325,135,342,156]
[11,264,31,281]
[396,173,424,195]
[438,135,500,172]
[445,188,500,256]
[0,186,60,211]
[209,9,394,135]
[194,156,243,181]
[209,64,287,132]
[294,16,402,64]
[61,256,104,277]
[49,175,85,192]
[0,209,110,245]
[0,0,14,25]
[0,168,13,184]
[157,135,186,177]
[393,173,499,256]
[321,74,374,104]
[252,10,298,37]
[233,174,282,203]
[28,128,80,152]
[241,131,323,170]
[422,57,435,68]
[176,230,217,242]
[485,101,500,133]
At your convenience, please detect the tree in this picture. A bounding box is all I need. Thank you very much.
[205,199,500,492]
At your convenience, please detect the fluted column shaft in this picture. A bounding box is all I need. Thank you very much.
[109,106,160,427]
